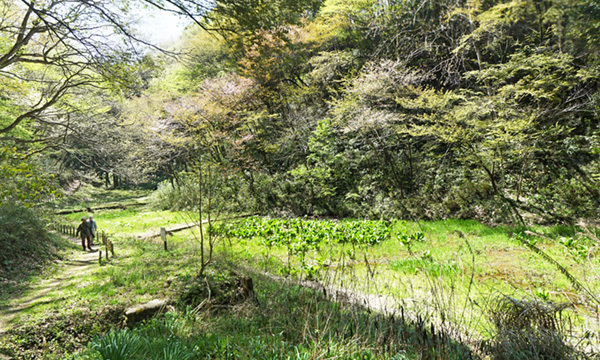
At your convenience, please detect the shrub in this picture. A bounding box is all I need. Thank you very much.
[150,181,181,210]
[175,266,256,310]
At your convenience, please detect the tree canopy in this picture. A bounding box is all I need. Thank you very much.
[2,0,600,223]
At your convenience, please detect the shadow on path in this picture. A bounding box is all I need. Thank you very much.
[0,234,99,334]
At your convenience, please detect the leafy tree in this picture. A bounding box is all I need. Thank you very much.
[127,0,600,223]
[0,146,54,205]
[0,0,214,149]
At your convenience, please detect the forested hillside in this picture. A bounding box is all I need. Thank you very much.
[2,0,600,224]
[2,2,600,358]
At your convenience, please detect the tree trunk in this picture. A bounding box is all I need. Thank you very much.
[113,174,119,189]
[198,164,205,276]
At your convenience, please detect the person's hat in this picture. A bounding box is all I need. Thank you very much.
[81,217,86,220]
[89,215,93,218]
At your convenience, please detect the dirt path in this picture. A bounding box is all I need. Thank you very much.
[63,180,82,196]
[0,235,99,334]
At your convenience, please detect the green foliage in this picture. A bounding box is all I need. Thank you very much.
[167,28,230,91]
[87,321,199,360]
[211,217,391,246]
[78,273,473,360]
[212,216,390,277]
[396,231,425,254]
[286,118,355,215]
[151,167,252,214]
[89,329,143,360]
[161,0,600,223]
[150,181,182,211]
[3,0,600,223]
[0,147,55,206]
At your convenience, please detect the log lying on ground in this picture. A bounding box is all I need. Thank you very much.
[56,202,148,215]
[140,222,204,240]
[124,299,169,327]
[140,214,259,240]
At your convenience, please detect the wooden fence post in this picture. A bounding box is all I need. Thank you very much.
[98,250,102,265]
[161,227,168,251]
[109,240,114,257]
[103,233,109,261]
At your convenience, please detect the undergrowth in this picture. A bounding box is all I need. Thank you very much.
[0,304,124,359]
[485,296,594,359]
[2,188,600,359]
[0,203,74,295]
[78,266,474,360]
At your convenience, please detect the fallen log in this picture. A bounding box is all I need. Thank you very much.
[140,213,259,240]
[124,299,169,327]
[56,202,148,215]
[140,222,204,240]
[523,230,554,242]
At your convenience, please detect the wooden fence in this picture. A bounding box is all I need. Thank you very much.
[50,223,115,265]
[50,220,189,264]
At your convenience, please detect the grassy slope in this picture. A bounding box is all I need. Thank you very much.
[0,233,76,312]
[0,203,78,308]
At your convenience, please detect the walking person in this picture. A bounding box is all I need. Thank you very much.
[76,217,93,251]
[88,215,97,246]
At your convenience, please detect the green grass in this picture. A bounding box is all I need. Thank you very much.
[0,220,465,359]
[2,188,598,359]
[62,208,189,239]
[220,217,600,343]
[0,203,78,306]
[389,257,460,277]
[0,232,77,308]
[79,280,460,360]
[45,186,151,212]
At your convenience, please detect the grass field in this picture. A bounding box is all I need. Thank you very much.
[1,192,599,359]
[217,217,600,344]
